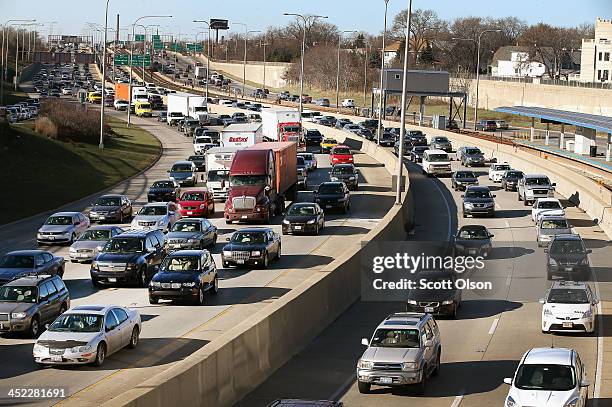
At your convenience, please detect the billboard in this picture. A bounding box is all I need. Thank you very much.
[382,69,449,94]
[210,19,229,30]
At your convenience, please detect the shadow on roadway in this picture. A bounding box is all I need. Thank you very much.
[568,218,599,228]
[455,300,522,320]
[488,246,536,260]
[207,286,290,306]
[320,225,370,236]
[494,209,532,218]
[356,185,392,193]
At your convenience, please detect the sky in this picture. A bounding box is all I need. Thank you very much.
[3,0,611,39]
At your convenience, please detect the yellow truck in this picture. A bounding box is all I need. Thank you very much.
[87,91,102,104]
[135,101,153,117]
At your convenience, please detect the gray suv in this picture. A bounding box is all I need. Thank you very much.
[357,312,442,394]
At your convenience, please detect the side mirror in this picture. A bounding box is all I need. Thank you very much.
[551,183,556,187]
[424,339,434,348]
[221,180,226,188]
[166,170,170,173]
[361,338,369,346]
[460,195,465,198]
[147,247,156,253]
[503,378,512,385]
[488,234,494,238]
[264,185,271,192]
[538,298,545,304]
[105,326,113,332]
[587,249,592,254]
[544,248,549,253]
[492,195,496,198]
[45,324,50,329]
[592,298,599,305]
[226,237,231,242]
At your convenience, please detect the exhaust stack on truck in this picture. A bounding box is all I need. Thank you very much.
[224,142,298,224]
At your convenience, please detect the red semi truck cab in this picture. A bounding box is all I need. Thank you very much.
[224,142,298,224]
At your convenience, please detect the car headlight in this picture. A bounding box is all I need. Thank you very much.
[330,177,339,181]
[251,251,261,257]
[222,250,232,257]
[402,361,420,371]
[282,220,290,225]
[69,247,77,253]
[91,261,99,270]
[150,281,161,287]
[199,204,206,209]
[564,397,579,407]
[90,211,98,216]
[126,263,139,270]
[33,343,47,353]
[464,203,474,208]
[506,396,517,407]
[307,219,316,224]
[70,345,92,353]
[349,176,356,180]
[182,282,196,287]
[544,308,553,316]
[548,258,558,266]
[580,257,589,265]
[11,312,27,319]
[358,360,373,369]
[407,300,417,305]
[442,300,454,305]
[582,310,592,318]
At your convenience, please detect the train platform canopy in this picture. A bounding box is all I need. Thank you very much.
[495,106,612,134]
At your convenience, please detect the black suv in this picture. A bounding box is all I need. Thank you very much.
[304,129,324,146]
[315,182,350,213]
[0,274,70,338]
[546,234,592,280]
[91,230,166,288]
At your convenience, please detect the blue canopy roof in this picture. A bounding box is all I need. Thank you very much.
[495,106,612,134]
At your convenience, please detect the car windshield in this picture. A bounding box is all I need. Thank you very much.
[458,228,488,239]
[505,171,522,178]
[514,364,575,391]
[428,154,448,162]
[297,157,305,166]
[465,148,482,155]
[48,314,103,333]
[152,181,175,188]
[434,137,449,143]
[466,189,491,199]
[230,175,267,186]
[284,125,301,133]
[171,164,192,172]
[171,221,202,232]
[549,240,585,255]
[0,286,38,303]
[188,156,203,162]
[333,166,354,174]
[231,232,266,244]
[139,206,167,216]
[323,139,337,144]
[138,103,151,109]
[161,256,200,272]
[288,205,317,216]
[79,229,111,241]
[104,238,143,253]
[181,192,205,201]
[299,154,313,160]
[0,255,34,268]
[45,216,73,225]
[370,329,420,348]
[195,137,211,144]
[318,185,343,195]
[414,147,428,153]
[307,130,321,137]
[333,148,351,155]
[495,165,511,171]
[526,177,550,186]
[548,288,589,304]
[455,172,475,179]
[541,219,570,229]
[94,197,121,206]
[538,201,562,209]
[208,170,229,182]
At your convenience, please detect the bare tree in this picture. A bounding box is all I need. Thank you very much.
[390,9,448,64]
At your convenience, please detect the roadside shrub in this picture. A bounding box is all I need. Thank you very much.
[34,117,58,139]
[36,99,113,144]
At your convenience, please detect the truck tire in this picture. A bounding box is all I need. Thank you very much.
[357,381,371,394]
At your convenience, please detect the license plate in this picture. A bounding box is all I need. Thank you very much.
[294,226,302,230]
[108,277,117,283]
[326,205,332,209]
[48,236,55,240]
[237,260,245,264]
[565,267,573,272]
[99,216,105,220]
[0,323,3,330]
[424,307,435,313]
[241,215,247,219]
[51,355,63,362]
[562,322,573,328]
[187,211,193,215]
[79,253,88,258]
[468,249,477,255]
[379,377,393,384]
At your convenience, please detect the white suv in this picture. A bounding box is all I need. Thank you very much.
[504,347,589,407]
[421,149,452,177]
[540,281,597,334]
[532,198,565,222]
[488,162,511,182]
[341,99,356,108]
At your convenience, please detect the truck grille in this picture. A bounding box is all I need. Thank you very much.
[231,251,250,261]
[533,189,549,195]
[0,314,8,321]
[419,301,440,307]
[98,263,127,272]
[77,249,94,253]
[232,196,256,210]
[161,282,182,289]
[373,362,403,371]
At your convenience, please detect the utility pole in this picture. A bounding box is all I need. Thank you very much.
[376,0,390,145]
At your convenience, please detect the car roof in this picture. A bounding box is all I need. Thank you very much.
[68,305,114,315]
[538,215,567,221]
[425,149,447,154]
[319,181,344,187]
[332,145,350,149]
[87,225,122,231]
[290,202,317,207]
[50,211,80,216]
[535,198,559,202]
[172,161,195,165]
[236,227,272,233]
[6,250,51,256]
[524,173,549,178]
[144,202,170,207]
[333,163,354,168]
[551,233,583,241]
[522,347,574,366]
[459,224,488,231]
[4,274,58,286]
[466,185,490,191]
[166,250,206,257]
[115,230,151,238]
[379,312,429,329]
[98,193,125,198]
[550,280,588,290]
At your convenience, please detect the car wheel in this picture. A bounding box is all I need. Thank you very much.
[314,224,319,235]
[523,196,529,206]
[414,366,427,395]
[57,266,64,278]
[149,296,158,304]
[451,304,458,319]
[211,234,217,248]
[262,252,269,269]
[119,211,124,223]
[28,316,40,338]
[462,211,467,218]
[276,244,281,260]
[70,233,76,244]
[127,327,139,349]
[138,267,148,288]
[59,303,67,315]
[195,287,205,305]
[357,381,371,394]
[93,343,106,367]
[222,261,230,268]
[432,351,441,376]
[211,274,219,295]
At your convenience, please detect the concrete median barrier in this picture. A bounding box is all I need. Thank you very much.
[102,121,412,407]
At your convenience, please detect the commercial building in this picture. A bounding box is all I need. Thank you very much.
[580,17,612,83]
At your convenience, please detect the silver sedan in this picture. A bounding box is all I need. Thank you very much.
[68,226,124,263]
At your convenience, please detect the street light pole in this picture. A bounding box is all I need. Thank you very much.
[1,20,34,103]
[261,40,268,91]
[232,22,248,97]
[376,0,390,145]
[284,13,328,124]
[336,30,357,110]
[396,0,412,205]
[128,15,172,127]
[193,20,211,101]
[364,41,370,107]
[99,0,110,149]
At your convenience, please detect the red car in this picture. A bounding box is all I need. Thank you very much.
[177,190,215,218]
[330,145,354,165]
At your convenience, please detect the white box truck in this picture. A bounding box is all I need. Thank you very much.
[205,146,239,200]
[195,66,207,79]
[187,95,208,122]
[221,123,263,148]
[167,92,208,124]
[260,107,302,142]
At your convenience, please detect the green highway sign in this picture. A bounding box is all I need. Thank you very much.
[135,34,145,42]
[153,42,164,50]
[113,54,150,66]
[171,43,184,51]
[186,43,203,51]
[114,54,129,65]
[152,35,160,41]
[131,54,151,66]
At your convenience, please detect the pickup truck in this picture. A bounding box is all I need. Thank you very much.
[517,174,556,205]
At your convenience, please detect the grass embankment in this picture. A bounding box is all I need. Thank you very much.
[1,81,30,105]
[0,117,161,225]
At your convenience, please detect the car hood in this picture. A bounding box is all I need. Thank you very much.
[39,225,73,233]
[536,209,565,217]
[455,238,490,248]
[0,302,34,313]
[37,330,101,345]
[316,193,343,200]
[223,243,266,251]
[464,198,494,204]
[549,253,588,263]
[90,205,120,212]
[170,172,192,179]
[134,215,166,222]
[149,187,175,194]
[509,388,577,407]
[152,271,199,283]
[228,185,265,200]
[538,227,572,236]
[409,289,456,301]
[544,302,590,315]
[455,177,478,183]
[0,268,33,280]
[465,154,484,159]
[331,173,356,179]
[167,231,200,240]
[285,215,317,223]
[362,346,422,363]
[96,253,141,263]
[72,240,106,250]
